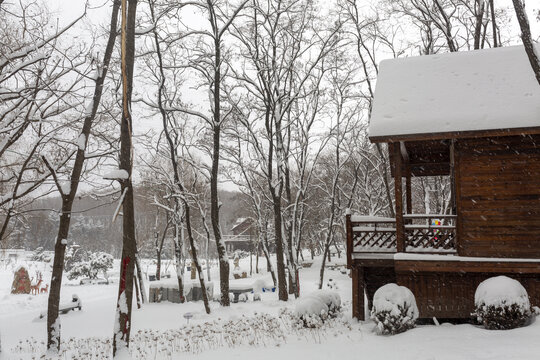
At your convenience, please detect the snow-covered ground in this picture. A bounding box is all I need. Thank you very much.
[0,254,539,359]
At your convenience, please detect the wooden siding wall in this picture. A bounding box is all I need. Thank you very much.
[455,135,540,258]
[397,271,540,318]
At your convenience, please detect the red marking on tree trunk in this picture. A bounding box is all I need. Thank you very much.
[118,256,131,335]
[119,256,131,292]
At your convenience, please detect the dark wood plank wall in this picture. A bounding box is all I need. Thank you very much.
[456,135,540,258]
[397,271,540,318]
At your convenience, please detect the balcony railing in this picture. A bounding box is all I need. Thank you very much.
[346,213,456,266]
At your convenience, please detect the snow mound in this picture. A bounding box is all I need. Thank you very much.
[372,283,418,317]
[305,290,341,314]
[294,290,341,328]
[371,283,418,335]
[474,276,530,309]
[103,169,129,180]
[294,296,328,318]
[474,276,532,330]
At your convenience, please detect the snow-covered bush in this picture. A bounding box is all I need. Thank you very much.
[67,251,113,281]
[308,289,341,316]
[294,290,341,328]
[371,283,418,335]
[64,244,83,272]
[31,247,51,262]
[473,276,532,330]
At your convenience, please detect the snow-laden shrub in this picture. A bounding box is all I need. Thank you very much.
[294,290,341,328]
[473,276,532,330]
[67,251,113,281]
[294,296,328,328]
[371,283,418,335]
[31,247,51,262]
[308,290,341,316]
[64,244,83,272]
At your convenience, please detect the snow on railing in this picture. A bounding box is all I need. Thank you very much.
[346,213,456,267]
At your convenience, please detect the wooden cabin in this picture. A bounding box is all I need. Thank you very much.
[346,45,540,320]
[223,218,255,253]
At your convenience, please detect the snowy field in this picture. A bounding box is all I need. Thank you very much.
[0,255,539,359]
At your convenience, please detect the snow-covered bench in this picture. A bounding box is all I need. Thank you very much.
[149,279,214,303]
[40,295,82,319]
[229,284,253,303]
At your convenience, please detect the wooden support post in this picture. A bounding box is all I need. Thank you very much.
[401,142,412,217]
[352,266,365,320]
[405,167,412,217]
[346,211,353,268]
[394,142,405,252]
[449,139,456,213]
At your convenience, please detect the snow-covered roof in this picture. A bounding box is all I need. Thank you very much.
[369,45,540,142]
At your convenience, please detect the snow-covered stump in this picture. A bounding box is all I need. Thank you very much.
[294,290,341,328]
[473,276,532,330]
[371,283,418,335]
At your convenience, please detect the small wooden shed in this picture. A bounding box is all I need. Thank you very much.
[346,45,540,319]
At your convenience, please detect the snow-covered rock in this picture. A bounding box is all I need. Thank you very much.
[371,283,418,335]
[474,276,532,330]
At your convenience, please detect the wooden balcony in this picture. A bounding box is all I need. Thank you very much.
[346,213,456,267]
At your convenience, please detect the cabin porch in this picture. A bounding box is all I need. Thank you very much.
[345,136,540,320]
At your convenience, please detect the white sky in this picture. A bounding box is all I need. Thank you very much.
[43,0,540,193]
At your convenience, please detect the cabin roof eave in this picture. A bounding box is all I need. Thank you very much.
[369,126,540,144]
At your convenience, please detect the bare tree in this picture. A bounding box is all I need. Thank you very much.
[165,0,249,306]
[42,1,121,351]
[0,2,88,245]
[113,0,138,355]
[312,48,362,289]
[139,0,212,314]
[230,0,341,300]
[512,0,540,85]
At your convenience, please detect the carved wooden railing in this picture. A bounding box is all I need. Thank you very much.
[346,213,456,267]
[403,214,456,252]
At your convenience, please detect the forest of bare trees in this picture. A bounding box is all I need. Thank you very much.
[1,0,538,355]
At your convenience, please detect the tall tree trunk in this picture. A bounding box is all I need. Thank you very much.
[113,0,138,356]
[135,253,146,304]
[46,0,120,352]
[512,0,540,85]
[255,240,259,274]
[156,250,161,281]
[155,220,169,281]
[134,274,141,309]
[173,222,185,303]
[206,232,211,281]
[473,0,485,49]
[185,207,211,314]
[272,196,288,301]
[490,0,498,47]
[318,242,331,289]
[211,38,230,306]
[261,233,276,286]
[318,231,334,289]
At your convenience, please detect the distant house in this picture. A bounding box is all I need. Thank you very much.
[0,248,27,261]
[346,45,540,320]
[223,218,255,253]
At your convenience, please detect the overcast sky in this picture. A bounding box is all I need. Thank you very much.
[43,0,540,193]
